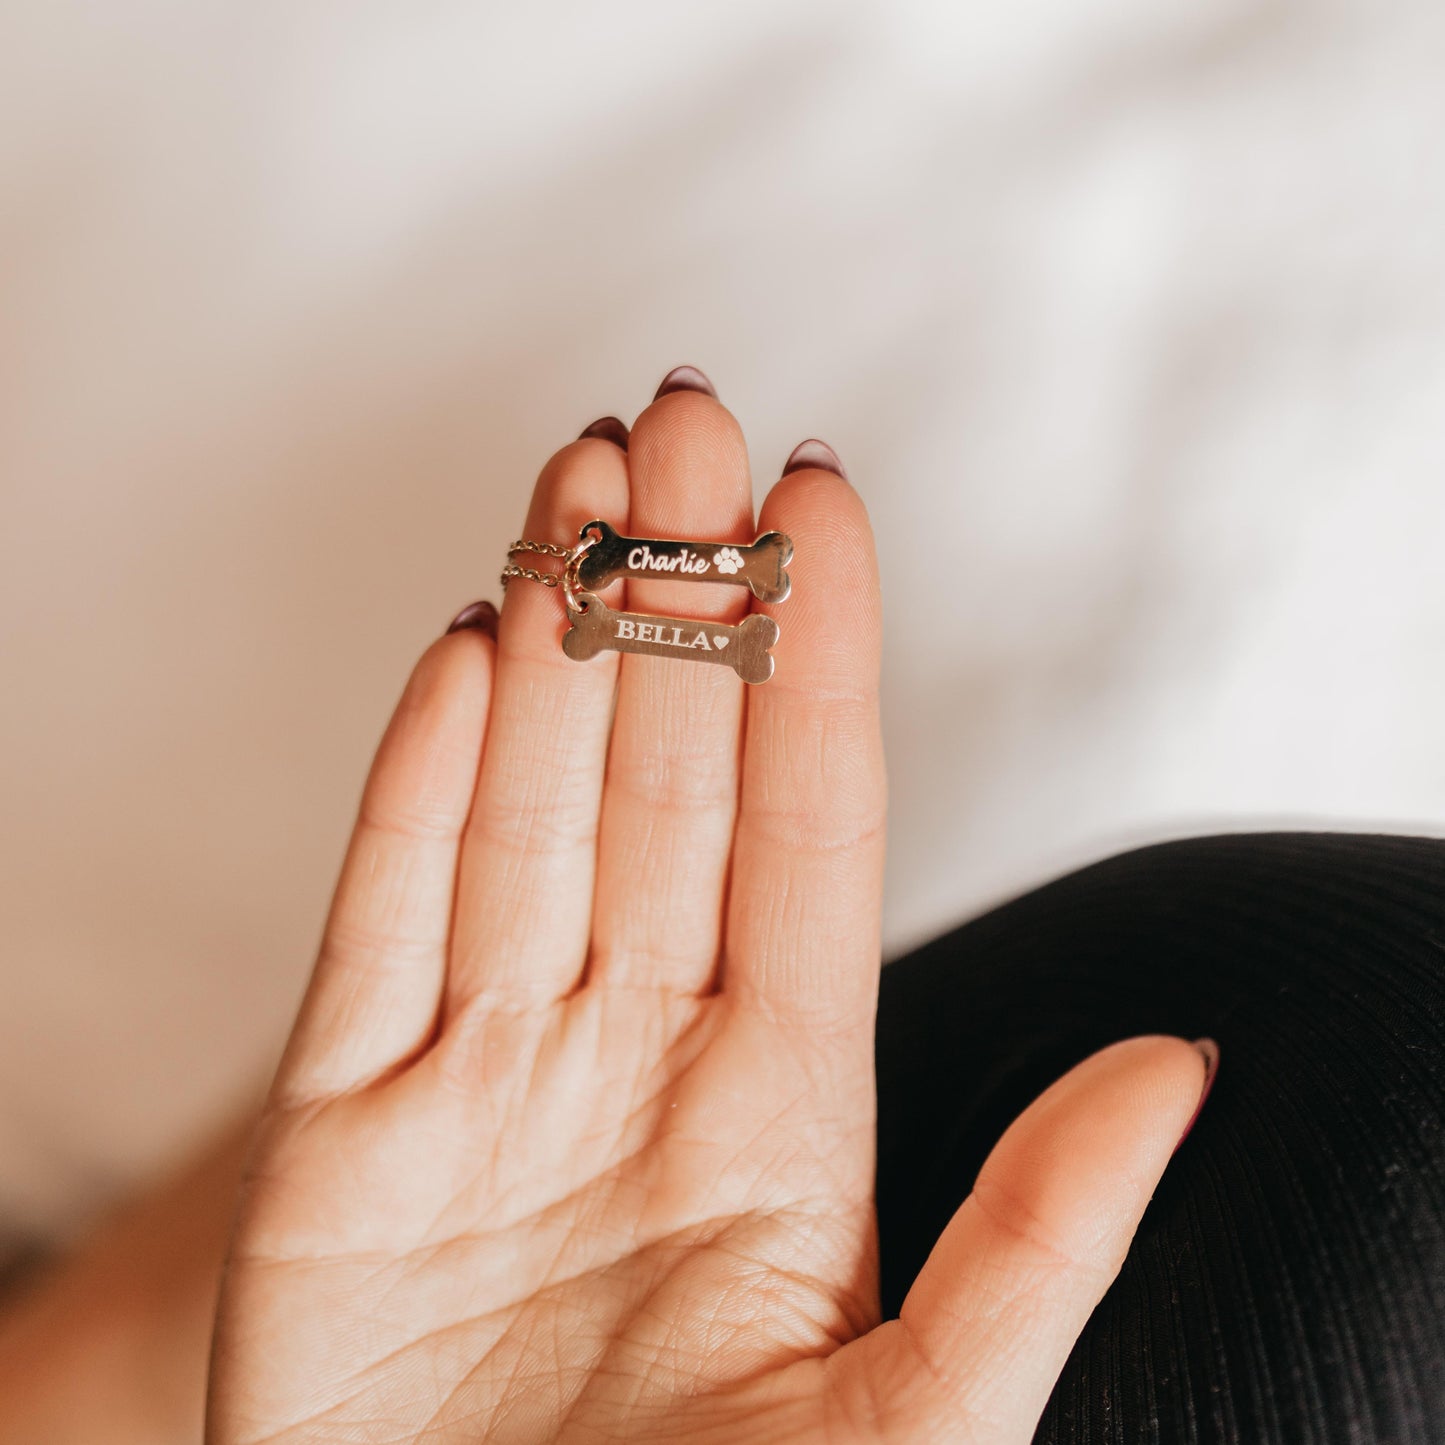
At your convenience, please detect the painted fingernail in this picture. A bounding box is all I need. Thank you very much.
[445,600,499,638]
[578,415,629,450]
[1173,1038,1220,1153]
[654,365,717,401]
[781,438,848,481]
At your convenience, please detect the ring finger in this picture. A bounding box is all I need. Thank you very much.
[447,422,631,1010]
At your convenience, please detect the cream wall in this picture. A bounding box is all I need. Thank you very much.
[3,0,1445,1247]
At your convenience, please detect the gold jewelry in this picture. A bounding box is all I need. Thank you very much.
[500,539,572,589]
[500,521,793,685]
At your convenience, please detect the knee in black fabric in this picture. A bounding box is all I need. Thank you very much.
[876,833,1445,1444]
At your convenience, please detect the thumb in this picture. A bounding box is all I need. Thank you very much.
[843,1034,1217,1442]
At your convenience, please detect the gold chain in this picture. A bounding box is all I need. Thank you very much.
[501,538,572,589]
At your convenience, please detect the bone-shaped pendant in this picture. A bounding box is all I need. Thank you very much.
[575,520,793,604]
[562,593,780,684]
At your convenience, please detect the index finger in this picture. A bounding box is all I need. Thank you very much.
[723,454,887,1024]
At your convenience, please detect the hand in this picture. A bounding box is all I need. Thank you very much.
[207,381,1210,1443]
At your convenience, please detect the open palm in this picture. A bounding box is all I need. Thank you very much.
[208,383,1208,1443]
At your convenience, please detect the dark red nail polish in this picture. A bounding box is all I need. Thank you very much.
[578,415,629,450]
[445,600,498,638]
[654,365,717,401]
[781,438,848,481]
[1173,1038,1220,1153]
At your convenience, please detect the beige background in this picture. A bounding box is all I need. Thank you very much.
[4,0,1445,1251]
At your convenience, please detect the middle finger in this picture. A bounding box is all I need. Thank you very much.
[588,368,755,993]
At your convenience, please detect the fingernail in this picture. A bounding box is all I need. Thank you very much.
[781,438,848,481]
[445,600,498,638]
[654,365,717,401]
[578,415,629,450]
[1173,1038,1220,1153]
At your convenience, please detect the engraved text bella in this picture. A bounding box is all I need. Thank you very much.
[614,618,725,650]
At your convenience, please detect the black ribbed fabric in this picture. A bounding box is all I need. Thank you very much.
[875,833,1445,1444]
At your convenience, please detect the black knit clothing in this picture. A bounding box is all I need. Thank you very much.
[876,834,1445,1444]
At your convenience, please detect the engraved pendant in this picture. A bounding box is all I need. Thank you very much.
[562,592,779,684]
[575,520,793,603]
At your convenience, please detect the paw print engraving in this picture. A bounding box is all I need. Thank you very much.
[712,546,745,575]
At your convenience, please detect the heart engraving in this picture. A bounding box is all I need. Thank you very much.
[562,596,780,683]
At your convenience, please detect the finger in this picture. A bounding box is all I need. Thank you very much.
[842,1035,1217,1441]
[447,431,630,1008]
[588,369,754,992]
[723,453,886,1022]
[273,624,496,1109]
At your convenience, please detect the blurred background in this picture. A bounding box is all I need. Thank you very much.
[3,0,1444,1268]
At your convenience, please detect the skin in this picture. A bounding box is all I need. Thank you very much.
[0,1116,253,1445]
[199,384,1202,1442]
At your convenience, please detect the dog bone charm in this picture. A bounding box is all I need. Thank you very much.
[575,520,793,604]
[562,593,780,684]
